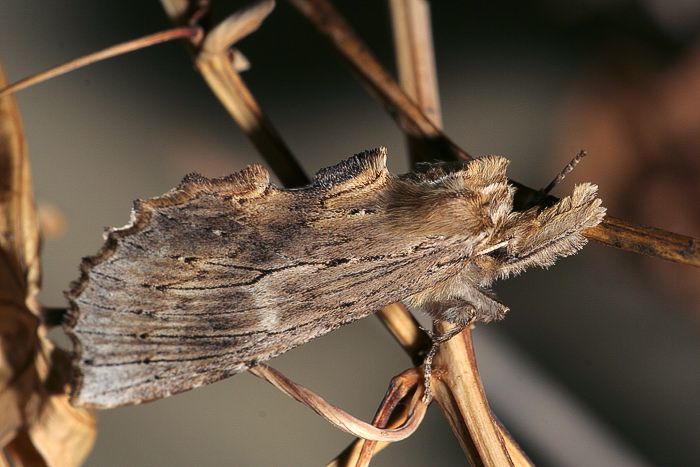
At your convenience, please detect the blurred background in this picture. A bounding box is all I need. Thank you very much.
[1,0,699,465]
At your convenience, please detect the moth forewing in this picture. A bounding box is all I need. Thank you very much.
[65,147,604,408]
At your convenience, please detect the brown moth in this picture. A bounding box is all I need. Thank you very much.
[65,147,605,408]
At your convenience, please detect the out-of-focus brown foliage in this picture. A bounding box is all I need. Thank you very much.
[556,45,700,314]
[0,65,95,466]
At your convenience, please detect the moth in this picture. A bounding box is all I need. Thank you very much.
[65,147,605,408]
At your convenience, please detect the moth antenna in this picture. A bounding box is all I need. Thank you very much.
[541,149,587,196]
[522,149,588,209]
[0,26,202,98]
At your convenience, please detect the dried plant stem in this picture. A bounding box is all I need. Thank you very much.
[586,216,697,266]
[376,303,431,366]
[288,0,700,268]
[432,325,531,466]
[161,0,308,187]
[0,27,201,98]
[389,0,442,128]
[389,0,442,165]
[249,364,428,441]
[195,53,307,187]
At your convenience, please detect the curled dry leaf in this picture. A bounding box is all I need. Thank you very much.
[0,65,95,466]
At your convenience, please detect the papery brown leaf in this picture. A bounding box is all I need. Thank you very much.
[0,59,43,454]
[0,64,95,466]
[0,73,40,300]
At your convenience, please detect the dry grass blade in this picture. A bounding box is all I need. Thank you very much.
[289,0,700,268]
[0,79,40,300]
[0,65,95,467]
[0,27,201,98]
[389,0,442,128]
[389,0,445,166]
[353,371,420,466]
[249,364,429,442]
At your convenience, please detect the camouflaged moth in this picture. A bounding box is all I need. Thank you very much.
[65,147,605,407]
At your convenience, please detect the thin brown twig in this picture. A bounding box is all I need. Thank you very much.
[287,0,700,269]
[0,27,202,98]
[249,364,429,442]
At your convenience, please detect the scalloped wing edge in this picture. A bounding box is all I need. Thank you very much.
[63,149,392,405]
[63,163,273,404]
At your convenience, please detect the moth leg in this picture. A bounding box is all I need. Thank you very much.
[420,319,471,401]
[415,298,476,400]
[412,290,508,399]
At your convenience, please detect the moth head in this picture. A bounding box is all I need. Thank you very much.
[489,182,606,281]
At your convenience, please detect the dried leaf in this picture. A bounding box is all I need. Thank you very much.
[0,64,95,466]
[0,69,40,300]
[0,59,43,454]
